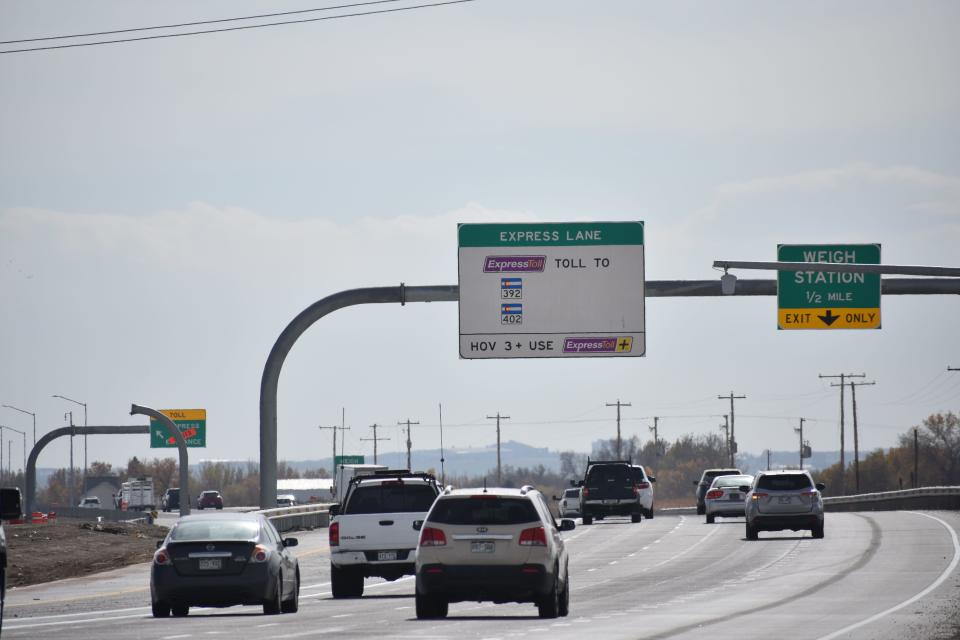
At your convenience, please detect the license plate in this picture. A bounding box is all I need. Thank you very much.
[377,551,397,561]
[198,558,222,570]
[778,496,792,504]
[604,499,617,505]
[471,541,495,554]
[730,494,743,501]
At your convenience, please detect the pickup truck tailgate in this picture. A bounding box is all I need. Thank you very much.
[336,512,422,553]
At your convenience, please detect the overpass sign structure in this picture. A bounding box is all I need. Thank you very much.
[777,243,881,330]
[458,221,645,358]
[150,408,207,447]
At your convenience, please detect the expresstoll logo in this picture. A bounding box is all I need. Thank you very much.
[483,255,546,273]
[562,337,634,354]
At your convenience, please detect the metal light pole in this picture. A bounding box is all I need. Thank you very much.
[2,404,36,446]
[53,395,87,497]
[64,411,75,506]
[4,426,26,474]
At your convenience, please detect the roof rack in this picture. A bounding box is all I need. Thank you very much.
[347,470,438,486]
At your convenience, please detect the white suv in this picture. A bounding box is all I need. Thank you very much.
[414,486,575,619]
[632,465,656,519]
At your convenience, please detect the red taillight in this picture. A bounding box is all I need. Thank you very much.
[801,490,819,499]
[250,544,268,563]
[154,548,171,565]
[706,489,724,500]
[632,484,640,496]
[582,488,589,498]
[518,526,547,547]
[752,492,768,501]
[637,482,650,490]
[329,522,339,547]
[420,527,447,547]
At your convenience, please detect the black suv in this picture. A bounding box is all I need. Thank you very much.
[161,488,180,512]
[1,488,23,633]
[575,459,644,525]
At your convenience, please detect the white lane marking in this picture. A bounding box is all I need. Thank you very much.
[331,613,353,618]
[3,604,150,622]
[272,627,344,639]
[608,561,618,565]
[300,574,415,600]
[642,546,650,550]
[815,511,960,640]
[587,568,597,572]
[162,636,193,640]
[395,605,412,610]
[300,581,332,589]
[3,612,147,631]
[256,623,281,628]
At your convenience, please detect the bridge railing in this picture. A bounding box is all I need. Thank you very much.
[256,503,333,533]
[823,486,960,512]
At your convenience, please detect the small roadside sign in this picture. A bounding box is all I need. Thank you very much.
[777,244,881,330]
[150,409,207,448]
[334,455,365,465]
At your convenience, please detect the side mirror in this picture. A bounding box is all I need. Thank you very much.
[283,538,299,547]
[576,480,583,487]
[0,487,23,520]
[558,519,576,532]
[328,504,340,517]
[693,480,700,486]
[816,483,826,492]
[569,480,577,487]
[739,486,751,493]
[552,496,561,501]
[648,476,656,483]
[412,520,423,531]
[156,540,163,549]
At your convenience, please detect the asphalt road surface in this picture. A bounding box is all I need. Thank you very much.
[4,510,959,640]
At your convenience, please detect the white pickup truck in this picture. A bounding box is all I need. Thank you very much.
[328,471,441,598]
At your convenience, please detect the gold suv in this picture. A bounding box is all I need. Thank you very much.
[414,486,575,619]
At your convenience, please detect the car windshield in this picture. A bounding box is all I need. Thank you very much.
[171,519,259,541]
[344,483,438,514]
[757,474,813,491]
[428,496,540,525]
[713,475,753,488]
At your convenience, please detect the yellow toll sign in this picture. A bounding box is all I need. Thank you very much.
[778,308,880,330]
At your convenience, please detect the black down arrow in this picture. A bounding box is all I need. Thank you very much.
[818,309,839,326]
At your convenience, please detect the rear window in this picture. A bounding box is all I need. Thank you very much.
[713,476,753,488]
[427,496,540,525]
[171,520,259,541]
[586,464,631,484]
[344,483,438,514]
[563,489,580,498]
[704,470,740,481]
[757,474,813,491]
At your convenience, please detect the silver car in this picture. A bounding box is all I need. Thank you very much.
[415,486,575,619]
[743,470,825,540]
[703,474,753,523]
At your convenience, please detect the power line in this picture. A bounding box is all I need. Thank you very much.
[0,0,412,45]
[0,0,479,55]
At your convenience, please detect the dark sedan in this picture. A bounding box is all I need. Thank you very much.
[151,513,300,617]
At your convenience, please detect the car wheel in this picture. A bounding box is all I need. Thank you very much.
[696,504,705,516]
[281,569,300,613]
[558,571,570,617]
[350,568,365,597]
[706,514,715,524]
[537,574,560,619]
[582,514,593,525]
[745,522,758,541]
[631,512,642,523]
[415,588,447,619]
[263,574,282,615]
[812,522,825,539]
[151,601,170,617]
[646,508,655,519]
[171,604,189,617]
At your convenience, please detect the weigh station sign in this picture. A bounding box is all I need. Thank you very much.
[458,222,645,359]
[777,243,881,330]
[150,408,207,448]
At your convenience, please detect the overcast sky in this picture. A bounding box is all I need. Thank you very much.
[2,1,959,474]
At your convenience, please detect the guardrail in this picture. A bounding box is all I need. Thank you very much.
[257,503,332,533]
[823,486,960,512]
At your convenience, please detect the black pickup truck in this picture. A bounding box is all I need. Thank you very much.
[574,459,644,525]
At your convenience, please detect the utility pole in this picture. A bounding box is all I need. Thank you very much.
[438,403,445,485]
[913,427,919,488]
[64,411,74,506]
[318,424,344,473]
[361,424,390,464]
[795,418,806,470]
[648,417,660,474]
[717,393,745,467]
[486,413,510,484]
[766,449,772,470]
[397,419,420,471]
[848,380,876,493]
[820,373,864,495]
[605,400,632,459]
[718,415,730,464]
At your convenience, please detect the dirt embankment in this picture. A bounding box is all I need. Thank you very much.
[4,518,168,588]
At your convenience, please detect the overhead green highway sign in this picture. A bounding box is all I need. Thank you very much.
[150,408,207,448]
[777,244,881,330]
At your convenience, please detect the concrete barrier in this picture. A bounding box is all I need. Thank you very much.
[823,486,960,512]
[257,503,332,533]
